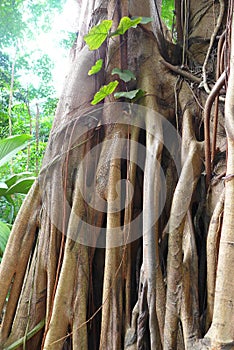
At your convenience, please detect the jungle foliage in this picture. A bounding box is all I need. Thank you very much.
[0,0,77,247]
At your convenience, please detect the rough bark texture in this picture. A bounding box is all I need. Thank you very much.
[0,0,233,349]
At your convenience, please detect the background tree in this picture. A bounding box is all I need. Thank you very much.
[0,0,233,349]
[0,0,76,227]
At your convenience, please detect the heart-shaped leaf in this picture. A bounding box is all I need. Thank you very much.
[84,20,113,50]
[110,17,142,36]
[91,81,119,105]
[88,59,104,75]
[112,68,136,82]
[114,89,145,100]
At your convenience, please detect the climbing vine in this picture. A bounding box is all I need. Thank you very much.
[84,16,152,104]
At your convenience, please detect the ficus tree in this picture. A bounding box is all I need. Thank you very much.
[0,0,233,349]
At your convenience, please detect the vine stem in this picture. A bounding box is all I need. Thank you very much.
[160,59,202,83]
[204,71,226,188]
[202,0,225,95]
[211,30,226,165]
[120,0,128,86]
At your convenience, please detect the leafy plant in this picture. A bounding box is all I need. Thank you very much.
[0,135,36,199]
[110,16,142,36]
[0,0,25,48]
[84,20,113,50]
[111,68,136,83]
[0,135,36,262]
[84,16,152,51]
[114,89,145,101]
[91,81,119,105]
[161,0,175,30]
[0,135,31,167]
[85,16,152,104]
[88,59,103,76]
[0,0,72,260]
[0,220,10,263]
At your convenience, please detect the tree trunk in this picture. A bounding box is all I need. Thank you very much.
[0,0,233,349]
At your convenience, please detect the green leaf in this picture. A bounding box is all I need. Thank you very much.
[0,220,10,258]
[2,318,45,350]
[161,0,174,30]
[132,16,153,24]
[0,182,8,196]
[111,68,136,83]
[6,177,35,195]
[88,59,103,75]
[84,20,113,50]
[111,17,142,36]
[114,89,145,100]
[5,172,33,188]
[0,135,32,168]
[4,195,14,205]
[91,81,119,105]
